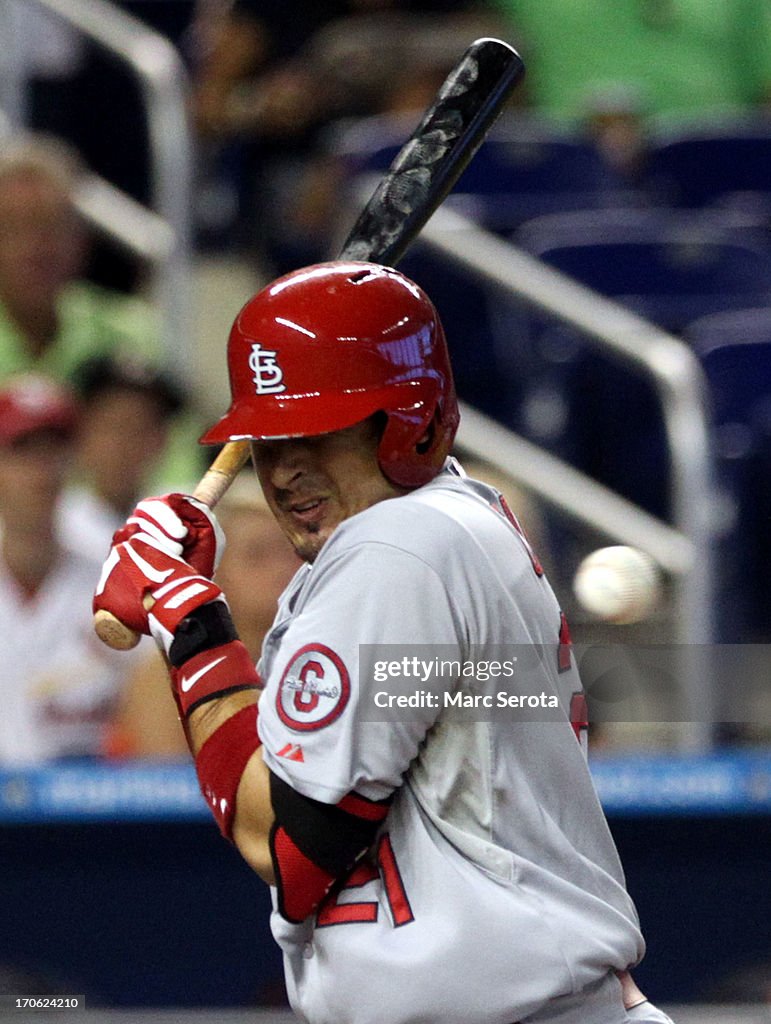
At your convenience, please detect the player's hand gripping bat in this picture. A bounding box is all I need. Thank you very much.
[94,37,525,650]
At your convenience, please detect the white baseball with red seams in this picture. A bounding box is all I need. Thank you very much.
[573,546,662,625]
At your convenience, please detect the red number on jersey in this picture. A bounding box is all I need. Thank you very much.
[316,834,414,928]
[376,834,414,927]
[557,611,588,748]
[570,691,589,746]
[316,861,378,926]
[558,611,572,673]
[496,493,544,577]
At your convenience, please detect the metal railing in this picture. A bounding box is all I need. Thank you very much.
[0,0,194,375]
[420,208,717,750]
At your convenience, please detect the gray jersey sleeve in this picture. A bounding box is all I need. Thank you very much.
[258,536,462,804]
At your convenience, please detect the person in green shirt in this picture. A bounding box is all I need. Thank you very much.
[0,134,159,378]
[0,132,203,490]
[490,0,771,122]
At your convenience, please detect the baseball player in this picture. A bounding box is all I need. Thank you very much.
[94,263,673,1024]
[0,375,138,762]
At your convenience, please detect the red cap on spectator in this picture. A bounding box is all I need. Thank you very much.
[0,375,79,445]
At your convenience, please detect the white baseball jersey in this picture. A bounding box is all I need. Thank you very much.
[0,542,138,762]
[258,461,644,1024]
[57,485,122,564]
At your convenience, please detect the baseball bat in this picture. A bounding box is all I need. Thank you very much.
[94,37,525,650]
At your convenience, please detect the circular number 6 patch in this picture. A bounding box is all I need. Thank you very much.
[277,643,351,731]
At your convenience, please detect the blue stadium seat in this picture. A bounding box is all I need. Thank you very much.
[405,206,771,519]
[684,309,771,639]
[334,112,641,234]
[645,117,771,211]
[515,207,771,333]
[491,210,771,518]
[516,205,771,257]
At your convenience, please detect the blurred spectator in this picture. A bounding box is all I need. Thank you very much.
[487,1,771,176]
[59,355,186,563]
[490,2,771,119]
[0,132,205,489]
[104,646,189,760]
[189,0,504,266]
[0,375,141,763]
[0,132,160,377]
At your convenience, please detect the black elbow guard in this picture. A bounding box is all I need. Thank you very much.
[268,772,391,923]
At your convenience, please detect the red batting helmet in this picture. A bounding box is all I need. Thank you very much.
[201,261,459,488]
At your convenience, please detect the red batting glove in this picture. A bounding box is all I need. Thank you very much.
[94,530,261,718]
[112,493,225,578]
[93,531,225,656]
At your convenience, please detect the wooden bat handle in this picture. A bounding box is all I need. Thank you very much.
[190,440,252,507]
[93,441,251,650]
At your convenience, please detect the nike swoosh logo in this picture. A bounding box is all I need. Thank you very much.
[180,656,227,693]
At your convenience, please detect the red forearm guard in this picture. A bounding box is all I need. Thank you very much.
[268,778,392,923]
[271,825,337,924]
[170,639,261,718]
[195,703,262,840]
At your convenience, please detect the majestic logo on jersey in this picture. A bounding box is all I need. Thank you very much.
[277,643,350,731]
[276,742,305,762]
[249,343,286,395]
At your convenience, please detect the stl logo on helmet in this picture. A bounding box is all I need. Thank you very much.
[249,343,286,395]
[277,644,350,731]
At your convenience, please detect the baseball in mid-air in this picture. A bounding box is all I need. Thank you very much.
[573,546,662,624]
